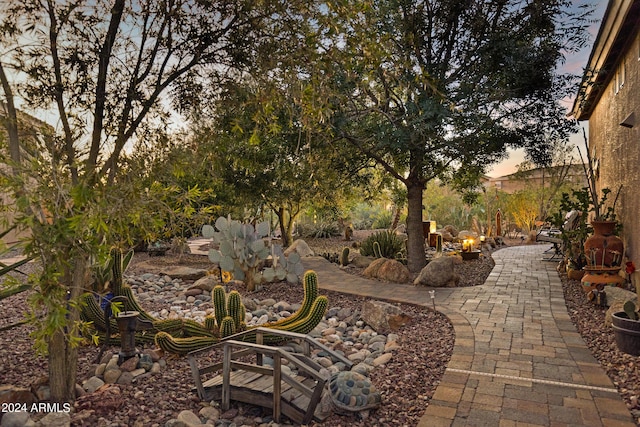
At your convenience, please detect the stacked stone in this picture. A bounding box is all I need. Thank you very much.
[82,350,164,391]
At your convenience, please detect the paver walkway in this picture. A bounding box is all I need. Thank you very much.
[303,244,637,427]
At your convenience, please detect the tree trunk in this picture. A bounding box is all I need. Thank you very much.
[48,255,90,403]
[48,330,78,403]
[276,207,290,247]
[0,62,21,168]
[406,181,426,273]
[246,268,256,292]
[390,206,400,230]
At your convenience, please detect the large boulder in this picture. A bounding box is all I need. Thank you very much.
[439,229,454,242]
[444,225,459,239]
[351,255,375,268]
[413,256,460,287]
[361,300,412,333]
[363,259,411,283]
[284,239,314,257]
[362,258,386,278]
[189,275,219,292]
[376,259,411,283]
[159,266,207,281]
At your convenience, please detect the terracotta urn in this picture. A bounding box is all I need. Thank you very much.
[584,220,624,268]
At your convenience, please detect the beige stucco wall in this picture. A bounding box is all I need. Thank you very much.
[588,30,640,265]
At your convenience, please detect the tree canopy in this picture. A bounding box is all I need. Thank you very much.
[0,0,312,402]
[301,0,591,271]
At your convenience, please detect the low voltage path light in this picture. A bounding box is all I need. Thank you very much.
[429,290,436,310]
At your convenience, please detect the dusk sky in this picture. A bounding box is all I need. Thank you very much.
[486,0,609,178]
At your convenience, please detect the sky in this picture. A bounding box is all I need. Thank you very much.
[486,0,609,178]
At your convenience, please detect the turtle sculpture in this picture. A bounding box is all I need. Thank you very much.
[80,248,329,355]
[327,371,382,415]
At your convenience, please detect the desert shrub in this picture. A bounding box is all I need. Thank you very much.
[360,230,406,258]
[371,210,393,229]
[297,221,341,238]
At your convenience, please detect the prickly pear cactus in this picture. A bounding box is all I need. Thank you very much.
[203,216,303,291]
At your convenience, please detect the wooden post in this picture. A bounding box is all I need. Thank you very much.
[273,351,282,422]
[222,343,232,411]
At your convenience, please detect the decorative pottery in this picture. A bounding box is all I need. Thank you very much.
[567,268,585,281]
[612,311,640,356]
[584,221,623,268]
[580,267,625,293]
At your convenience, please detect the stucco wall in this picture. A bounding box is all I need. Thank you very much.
[588,30,640,265]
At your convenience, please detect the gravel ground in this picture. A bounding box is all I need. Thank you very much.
[1,232,639,426]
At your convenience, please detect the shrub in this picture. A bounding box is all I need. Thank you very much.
[297,221,341,238]
[360,230,406,258]
[371,210,393,229]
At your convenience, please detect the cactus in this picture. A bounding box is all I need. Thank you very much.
[182,318,215,338]
[360,230,406,259]
[624,300,639,320]
[155,331,218,355]
[203,216,303,291]
[260,270,318,329]
[220,316,236,338]
[373,241,382,258]
[204,316,218,334]
[436,234,443,254]
[340,247,350,266]
[227,290,245,331]
[270,296,328,335]
[212,286,227,324]
[237,294,328,345]
[81,259,328,355]
[80,293,117,332]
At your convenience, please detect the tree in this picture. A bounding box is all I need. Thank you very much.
[307,1,590,272]
[505,189,541,233]
[513,133,582,222]
[0,0,305,402]
[192,79,373,246]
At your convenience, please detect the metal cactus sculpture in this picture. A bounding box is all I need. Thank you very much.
[80,248,327,355]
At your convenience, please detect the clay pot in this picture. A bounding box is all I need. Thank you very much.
[584,221,624,268]
[567,268,584,281]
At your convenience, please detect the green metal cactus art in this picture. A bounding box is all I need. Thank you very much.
[80,249,328,355]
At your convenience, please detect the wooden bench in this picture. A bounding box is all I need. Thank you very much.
[188,328,353,424]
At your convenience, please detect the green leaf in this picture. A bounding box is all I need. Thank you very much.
[208,249,222,263]
[262,269,275,283]
[220,255,235,272]
[220,241,234,257]
[215,216,229,232]
[287,252,301,264]
[250,239,266,253]
[256,221,270,237]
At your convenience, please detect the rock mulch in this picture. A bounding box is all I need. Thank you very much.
[0,261,453,427]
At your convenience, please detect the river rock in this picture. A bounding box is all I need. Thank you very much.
[82,376,105,393]
[34,411,70,427]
